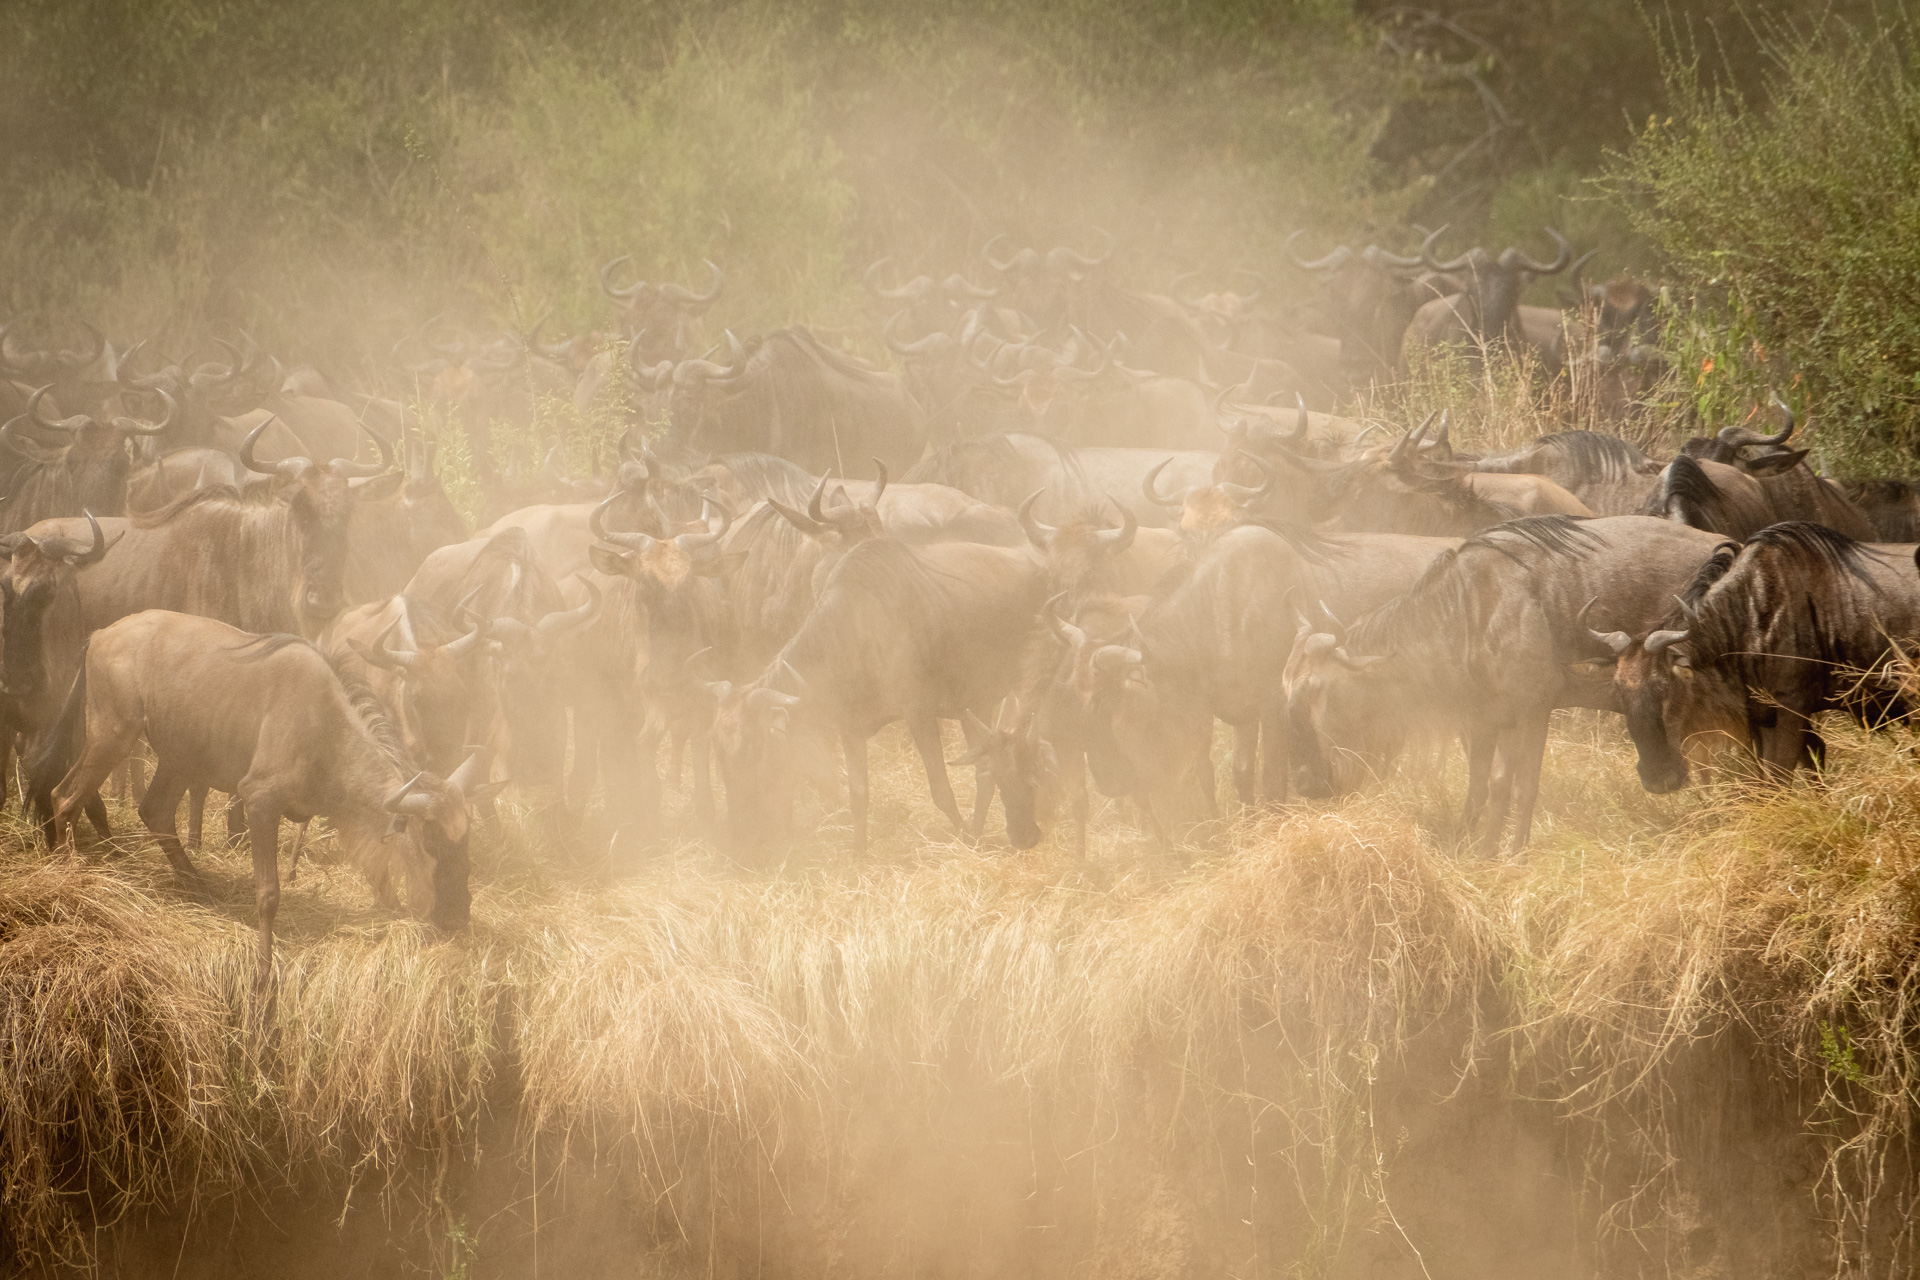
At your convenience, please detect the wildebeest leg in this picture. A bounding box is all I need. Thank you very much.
[239,794,283,1003]
[1232,721,1259,809]
[959,716,994,841]
[82,793,111,842]
[50,720,141,854]
[908,716,966,834]
[285,821,310,885]
[691,734,715,826]
[1503,715,1553,857]
[138,764,201,882]
[1461,729,1496,835]
[1478,732,1518,856]
[187,786,207,851]
[1258,703,1287,804]
[225,795,248,849]
[844,732,870,850]
[129,753,147,805]
[568,710,601,811]
[1066,752,1090,857]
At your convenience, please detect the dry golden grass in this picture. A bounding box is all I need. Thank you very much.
[0,706,1913,1271]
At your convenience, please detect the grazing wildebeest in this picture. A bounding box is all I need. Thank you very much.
[1284,515,1724,854]
[711,537,1048,852]
[35,609,501,996]
[1604,523,1920,790]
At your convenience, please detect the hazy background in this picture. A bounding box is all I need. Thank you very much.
[4,0,1916,459]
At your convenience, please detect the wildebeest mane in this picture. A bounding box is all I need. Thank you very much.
[1462,513,1604,565]
[328,653,414,773]
[1744,521,1878,589]
[1346,516,1602,657]
[711,451,818,506]
[226,633,318,662]
[126,483,251,529]
[1483,431,1651,484]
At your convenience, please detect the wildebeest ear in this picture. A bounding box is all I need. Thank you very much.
[1740,448,1808,477]
[349,471,406,502]
[588,544,634,576]
[1566,658,1615,677]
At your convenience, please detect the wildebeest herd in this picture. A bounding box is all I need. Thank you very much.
[5,227,1919,990]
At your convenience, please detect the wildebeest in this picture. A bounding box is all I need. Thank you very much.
[665,329,927,472]
[712,537,1048,852]
[1604,523,1920,790]
[1284,515,1724,853]
[0,386,175,532]
[1402,228,1575,360]
[1473,430,1664,516]
[1837,478,1920,542]
[600,257,724,361]
[323,594,492,777]
[35,609,501,995]
[904,433,1217,528]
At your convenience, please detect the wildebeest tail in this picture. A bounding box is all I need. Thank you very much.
[26,639,89,840]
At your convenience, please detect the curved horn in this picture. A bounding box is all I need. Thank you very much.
[358,419,396,470]
[600,255,647,302]
[1644,629,1690,654]
[657,259,723,308]
[1503,227,1573,276]
[869,458,888,506]
[1141,458,1185,508]
[1218,449,1277,504]
[1419,224,1472,274]
[1717,396,1796,449]
[884,309,950,356]
[25,385,80,433]
[1286,230,1352,272]
[671,497,733,554]
[865,258,927,301]
[1018,489,1056,549]
[384,772,435,816]
[1092,496,1137,552]
[1044,592,1086,648]
[111,387,176,436]
[1287,393,1310,444]
[239,415,291,476]
[537,575,602,637]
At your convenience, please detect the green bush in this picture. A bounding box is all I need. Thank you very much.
[1609,12,1920,470]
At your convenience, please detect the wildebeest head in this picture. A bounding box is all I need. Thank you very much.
[1,510,111,704]
[1020,489,1137,593]
[1419,226,1574,342]
[950,697,1054,850]
[240,415,406,626]
[600,257,723,360]
[351,605,492,776]
[0,387,176,530]
[1287,235,1433,374]
[382,746,508,930]
[1143,451,1275,542]
[118,334,278,440]
[765,463,889,550]
[707,672,809,854]
[1281,601,1398,799]
[1680,396,1802,471]
[588,493,735,601]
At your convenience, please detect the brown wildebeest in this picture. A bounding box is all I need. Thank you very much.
[1605,523,1920,790]
[0,386,175,532]
[36,609,502,996]
[1284,514,1724,855]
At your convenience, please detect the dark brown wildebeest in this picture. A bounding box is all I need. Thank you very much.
[1401,228,1575,361]
[711,537,1048,852]
[1837,479,1920,542]
[1604,523,1920,790]
[666,329,927,473]
[600,257,724,361]
[1284,515,1724,854]
[0,386,175,531]
[1287,235,1457,383]
[1672,400,1874,538]
[1061,523,1457,840]
[35,609,501,996]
